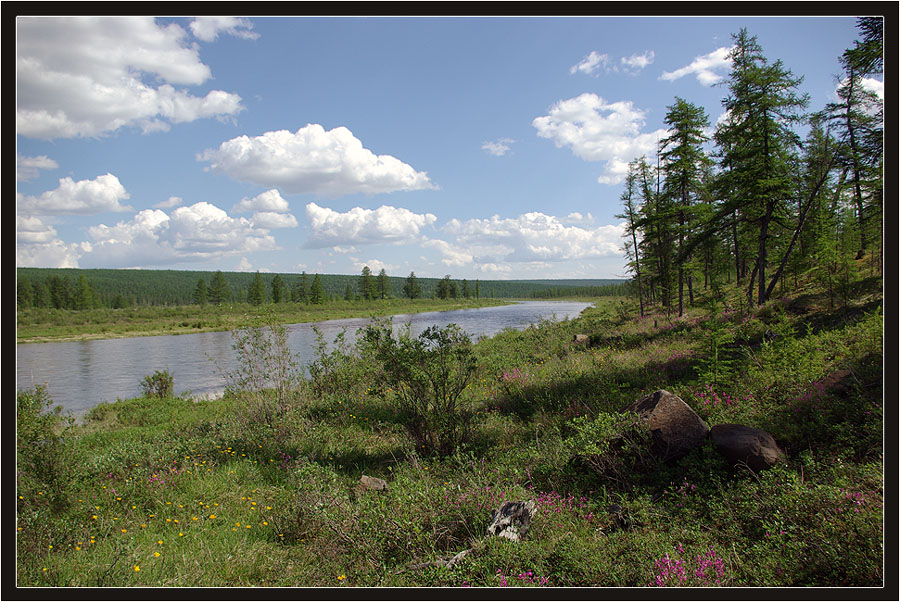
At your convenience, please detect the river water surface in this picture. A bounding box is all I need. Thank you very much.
[16,300,592,418]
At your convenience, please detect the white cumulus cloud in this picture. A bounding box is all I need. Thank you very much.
[304,202,437,248]
[231,189,298,229]
[16,16,244,139]
[533,93,668,185]
[17,173,133,216]
[199,124,437,197]
[660,46,733,86]
[17,154,58,181]
[16,215,89,267]
[80,202,278,268]
[444,212,626,264]
[189,17,259,42]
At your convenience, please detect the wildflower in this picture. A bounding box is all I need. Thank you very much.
[134,566,140,572]
[154,552,161,557]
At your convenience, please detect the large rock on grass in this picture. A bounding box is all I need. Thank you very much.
[624,390,709,462]
[709,424,786,472]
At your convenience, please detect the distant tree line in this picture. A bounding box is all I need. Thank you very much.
[17,266,628,311]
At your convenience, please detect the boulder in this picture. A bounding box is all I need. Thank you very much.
[573,334,590,346]
[355,475,388,495]
[709,424,786,472]
[624,390,709,462]
[486,500,536,542]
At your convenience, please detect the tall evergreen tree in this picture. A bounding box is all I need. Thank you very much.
[716,28,809,305]
[403,271,422,299]
[193,278,208,305]
[208,270,230,305]
[271,274,285,303]
[660,97,711,316]
[310,274,325,304]
[359,266,377,301]
[248,271,266,306]
[377,268,391,299]
[292,272,309,303]
[824,19,883,264]
[616,159,645,316]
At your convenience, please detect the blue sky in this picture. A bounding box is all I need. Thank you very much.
[16,15,878,280]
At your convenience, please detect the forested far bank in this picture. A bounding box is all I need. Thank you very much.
[15,266,627,311]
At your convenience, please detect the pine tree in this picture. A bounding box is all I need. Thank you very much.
[248,271,266,306]
[359,266,376,301]
[717,28,808,306]
[660,97,712,316]
[271,274,285,303]
[616,159,645,316]
[824,19,883,264]
[292,272,309,303]
[310,274,325,304]
[208,270,230,305]
[193,278,208,305]
[377,268,391,299]
[403,271,422,299]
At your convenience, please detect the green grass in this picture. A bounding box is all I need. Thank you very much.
[16,276,883,587]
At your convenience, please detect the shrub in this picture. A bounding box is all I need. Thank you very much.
[565,412,657,489]
[16,385,71,512]
[223,310,303,435]
[140,368,174,398]
[363,320,478,456]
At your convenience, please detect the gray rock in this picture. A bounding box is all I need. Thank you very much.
[709,423,786,472]
[358,475,388,491]
[486,500,536,542]
[624,389,709,462]
[573,334,590,345]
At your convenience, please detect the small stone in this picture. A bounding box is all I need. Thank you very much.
[358,475,388,491]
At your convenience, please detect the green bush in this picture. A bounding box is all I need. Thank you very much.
[224,311,303,435]
[17,385,71,513]
[140,368,174,398]
[364,320,478,456]
[565,412,657,489]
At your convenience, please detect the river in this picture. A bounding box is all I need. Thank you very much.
[16,300,592,418]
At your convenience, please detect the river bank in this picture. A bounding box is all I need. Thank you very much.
[17,300,594,417]
[16,297,514,344]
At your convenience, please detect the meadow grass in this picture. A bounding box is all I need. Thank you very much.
[16,277,883,587]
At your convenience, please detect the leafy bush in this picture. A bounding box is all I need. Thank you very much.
[17,385,71,512]
[223,311,303,435]
[140,368,174,398]
[364,320,478,456]
[565,412,657,489]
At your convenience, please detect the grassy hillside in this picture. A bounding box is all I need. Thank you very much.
[16,272,882,587]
